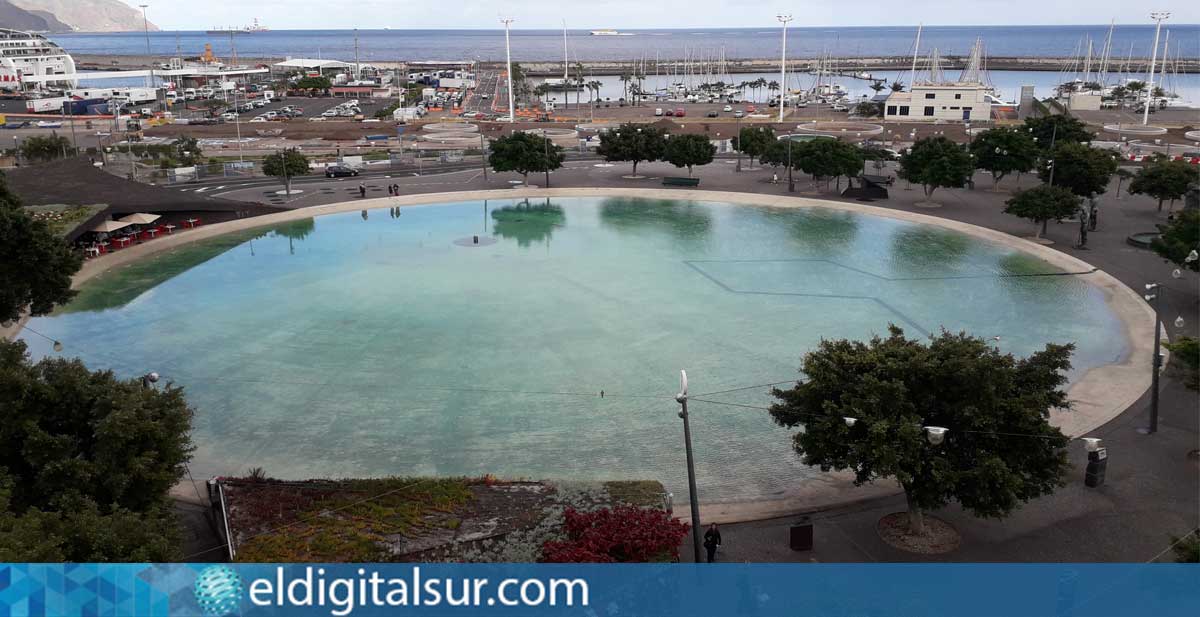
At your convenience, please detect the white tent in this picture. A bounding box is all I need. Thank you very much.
[118,213,161,225]
[91,220,132,233]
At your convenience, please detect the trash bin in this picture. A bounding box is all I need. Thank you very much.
[789,516,813,551]
[1085,447,1107,488]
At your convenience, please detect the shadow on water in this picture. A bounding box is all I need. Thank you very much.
[58,224,286,314]
[887,226,973,277]
[763,208,860,254]
[490,198,566,248]
[597,197,712,243]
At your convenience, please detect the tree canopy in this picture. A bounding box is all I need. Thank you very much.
[1129,158,1197,212]
[663,133,716,176]
[0,172,82,323]
[0,339,194,561]
[732,126,776,162]
[898,137,974,200]
[1040,142,1118,198]
[488,132,565,183]
[1023,115,1094,151]
[262,148,311,195]
[18,134,74,163]
[769,325,1072,534]
[796,138,865,188]
[294,76,332,92]
[1150,209,1200,272]
[1004,184,1081,238]
[969,127,1039,190]
[595,123,667,176]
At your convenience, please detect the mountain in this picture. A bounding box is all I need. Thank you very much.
[6,0,159,32]
[0,0,71,31]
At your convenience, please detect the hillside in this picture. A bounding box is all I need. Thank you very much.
[7,0,158,32]
[0,0,70,31]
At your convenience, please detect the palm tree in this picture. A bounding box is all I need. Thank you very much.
[890,80,905,92]
[619,71,632,103]
[588,80,602,105]
[768,80,780,105]
[869,81,886,94]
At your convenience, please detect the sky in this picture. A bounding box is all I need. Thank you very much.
[131,1,1199,31]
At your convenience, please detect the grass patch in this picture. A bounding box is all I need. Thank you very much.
[603,481,667,508]
[26,204,106,238]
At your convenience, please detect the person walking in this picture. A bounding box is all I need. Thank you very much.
[387,185,395,196]
[703,523,722,563]
[358,183,366,198]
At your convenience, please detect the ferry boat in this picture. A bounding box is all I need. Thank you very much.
[0,29,77,90]
[590,29,633,36]
[207,18,269,35]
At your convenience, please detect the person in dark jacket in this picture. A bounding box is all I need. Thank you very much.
[358,183,367,198]
[703,523,722,563]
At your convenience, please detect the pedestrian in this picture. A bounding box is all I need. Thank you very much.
[703,523,722,563]
[1089,204,1099,231]
[772,173,778,184]
[392,183,400,195]
[358,183,366,198]
[387,185,394,196]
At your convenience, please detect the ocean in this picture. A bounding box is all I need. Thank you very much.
[51,25,1200,63]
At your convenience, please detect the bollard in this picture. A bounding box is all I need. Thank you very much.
[1085,447,1107,488]
[473,235,479,245]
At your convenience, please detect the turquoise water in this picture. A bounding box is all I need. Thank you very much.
[20,197,1128,503]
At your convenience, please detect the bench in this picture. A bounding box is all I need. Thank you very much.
[662,176,700,187]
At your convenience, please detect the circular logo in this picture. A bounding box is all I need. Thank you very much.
[193,565,244,617]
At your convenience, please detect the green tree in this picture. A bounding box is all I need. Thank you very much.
[0,339,194,560]
[1003,184,1081,239]
[0,172,82,323]
[969,127,1039,190]
[1150,209,1200,272]
[769,325,1072,535]
[294,75,332,93]
[732,126,776,164]
[1023,115,1094,151]
[1163,337,1198,390]
[18,134,74,162]
[171,135,202,167]
[262,148,310,195]
[796,138,865,190]
[1129,158,1197,212]
[1171,530,1200,563]
[898,136,974,201]
[663,134,716,176]
[595,123,668,176]
[487,132,564,186]
[1040,142,1117,199]
[853,101,883,117]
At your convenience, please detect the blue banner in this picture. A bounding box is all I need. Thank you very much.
[1,563,1197,617]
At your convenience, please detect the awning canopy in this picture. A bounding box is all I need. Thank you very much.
[118,212,161,225]
[91,220,132,233]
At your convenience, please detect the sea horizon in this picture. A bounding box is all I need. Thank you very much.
[51,24,1200,63]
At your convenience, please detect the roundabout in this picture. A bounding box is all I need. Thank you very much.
[793,121,885,138]
[19,189,1155,519]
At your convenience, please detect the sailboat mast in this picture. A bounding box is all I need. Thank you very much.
[910,24,922,89]
[1158,30,1169,95]
[562,21,569,81]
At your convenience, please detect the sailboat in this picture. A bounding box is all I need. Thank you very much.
[544,23,584,91]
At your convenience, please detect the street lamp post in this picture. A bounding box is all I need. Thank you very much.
[501,18,516,124]
[675,370,703,563]
[777,14,792,124]
[735,114,742,172]
[1139,282,1165,434]
[138,5,155,99]
[1143,12,1170,126]
[786,136,795,192]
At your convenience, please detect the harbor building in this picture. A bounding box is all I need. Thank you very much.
[884,38,999,123]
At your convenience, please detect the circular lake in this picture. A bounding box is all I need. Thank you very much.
[20,196,1129,504]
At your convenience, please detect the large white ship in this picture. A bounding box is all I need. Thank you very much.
[0,29,77,91]
[590,29,633,36]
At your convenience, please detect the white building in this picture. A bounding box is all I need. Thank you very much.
[884,83,991,122]
[0,29,77,90]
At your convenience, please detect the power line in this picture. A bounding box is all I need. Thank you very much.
[693,379,798,398]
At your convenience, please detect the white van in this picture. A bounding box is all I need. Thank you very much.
[654,107,664,116]
[198,87,214,98]
[183,88,197,101]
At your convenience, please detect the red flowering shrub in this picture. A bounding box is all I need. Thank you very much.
[541,506,689,563]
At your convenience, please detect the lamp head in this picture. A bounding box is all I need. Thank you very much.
[924,426,948,445]
[843,417,858,427]
[1082,437,1103,452]
[144,372,159,384]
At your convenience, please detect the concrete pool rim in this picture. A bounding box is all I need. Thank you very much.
[32,188,1159,523]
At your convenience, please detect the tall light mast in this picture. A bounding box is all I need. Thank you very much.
[1142,11,1169,125]
[501,17,515,123]
[777,14,792,123]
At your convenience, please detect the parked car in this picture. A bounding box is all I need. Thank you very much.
[723,104,733,112]
[706,111,719,118]
[654,107,664,116]
[733,111,745,119]
[831,103,849,112]
[325,165,359,178]
[745,105,757,113]
[664,109,674,117]
[221,112,237,122]
[673,108,686,117]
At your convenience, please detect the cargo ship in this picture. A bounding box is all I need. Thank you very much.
[207,18,269,35]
